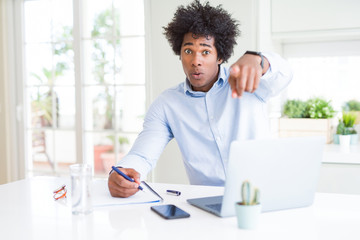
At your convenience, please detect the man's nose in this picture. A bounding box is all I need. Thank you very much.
[191,53,202,66]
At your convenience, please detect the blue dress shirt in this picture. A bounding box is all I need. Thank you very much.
[118,52,293,186]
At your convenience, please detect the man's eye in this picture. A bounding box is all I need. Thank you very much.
[184,49,192,54]
[203,50,210,55]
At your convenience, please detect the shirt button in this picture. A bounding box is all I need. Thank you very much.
[216,137,220,141]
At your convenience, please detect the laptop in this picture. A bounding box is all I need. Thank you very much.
[187,136,325,217]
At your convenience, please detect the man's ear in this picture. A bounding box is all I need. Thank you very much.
[217,58,223,65]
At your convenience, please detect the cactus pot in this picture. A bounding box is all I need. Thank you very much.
[234,202,261,230]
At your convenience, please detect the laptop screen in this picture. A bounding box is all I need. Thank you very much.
[220,136,325,217]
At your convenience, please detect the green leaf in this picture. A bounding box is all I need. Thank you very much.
[304,98,335,119]
[283,99,306,118]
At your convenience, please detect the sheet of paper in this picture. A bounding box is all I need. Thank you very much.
[92,179,162,208]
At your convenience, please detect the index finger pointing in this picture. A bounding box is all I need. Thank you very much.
[229,65,240,98]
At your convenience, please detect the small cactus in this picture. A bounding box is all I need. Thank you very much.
[241,180,260,205]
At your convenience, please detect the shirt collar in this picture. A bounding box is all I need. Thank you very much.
[184,65,227,97]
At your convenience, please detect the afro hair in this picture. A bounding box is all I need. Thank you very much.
[163,0,240,63]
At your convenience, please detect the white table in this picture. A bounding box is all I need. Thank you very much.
[0,177,360,240]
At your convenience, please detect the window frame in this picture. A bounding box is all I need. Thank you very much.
[11,0,148,178]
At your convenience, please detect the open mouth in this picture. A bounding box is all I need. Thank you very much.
[191,72,203,79]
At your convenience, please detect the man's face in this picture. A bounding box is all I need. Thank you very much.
[180,32,222,92]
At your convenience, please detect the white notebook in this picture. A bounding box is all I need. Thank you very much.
[92,180,163,208]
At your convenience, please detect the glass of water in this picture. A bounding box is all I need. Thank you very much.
[70,164,93,215]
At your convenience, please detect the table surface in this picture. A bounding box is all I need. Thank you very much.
[323,142,360,164]
[1,176,360,240]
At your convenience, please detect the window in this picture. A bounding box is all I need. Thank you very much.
[23,0,145,176]
[283,40,360,112]
[286,56,360,111]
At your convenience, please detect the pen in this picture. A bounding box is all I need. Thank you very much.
[111,166,143,191]
[166,190,181,196]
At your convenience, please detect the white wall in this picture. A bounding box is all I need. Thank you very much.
[271,0,360,34]
[271,0,360,43]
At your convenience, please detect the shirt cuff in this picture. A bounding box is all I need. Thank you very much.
[116,154,153,181]
[261,51,275,80]
[255,51,293,102]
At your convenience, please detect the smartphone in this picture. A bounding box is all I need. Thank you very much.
[151,204,190,220]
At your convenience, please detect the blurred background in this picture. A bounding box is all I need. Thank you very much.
[1,0,359,194]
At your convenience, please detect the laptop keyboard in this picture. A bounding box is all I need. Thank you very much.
[205,203,222,212]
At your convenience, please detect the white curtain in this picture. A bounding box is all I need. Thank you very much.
[0,0,24,184]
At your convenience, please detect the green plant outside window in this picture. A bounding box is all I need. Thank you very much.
[283,98,335,119]
[343,100,360,111]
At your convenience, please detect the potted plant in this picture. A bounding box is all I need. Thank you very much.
[343,100,360,124]
[279,97,336,143]
[93,144,114,173]
[282,99,307,118]
[235,180,261,230]
[334,112,358,146]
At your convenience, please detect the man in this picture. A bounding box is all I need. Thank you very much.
[108,0,292,197]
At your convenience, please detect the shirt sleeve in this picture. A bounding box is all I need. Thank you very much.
[116,94,174,180]
[254,51,293,102]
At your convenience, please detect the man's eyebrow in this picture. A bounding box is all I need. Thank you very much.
[182,42,213,48]
[200,43,212,48]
